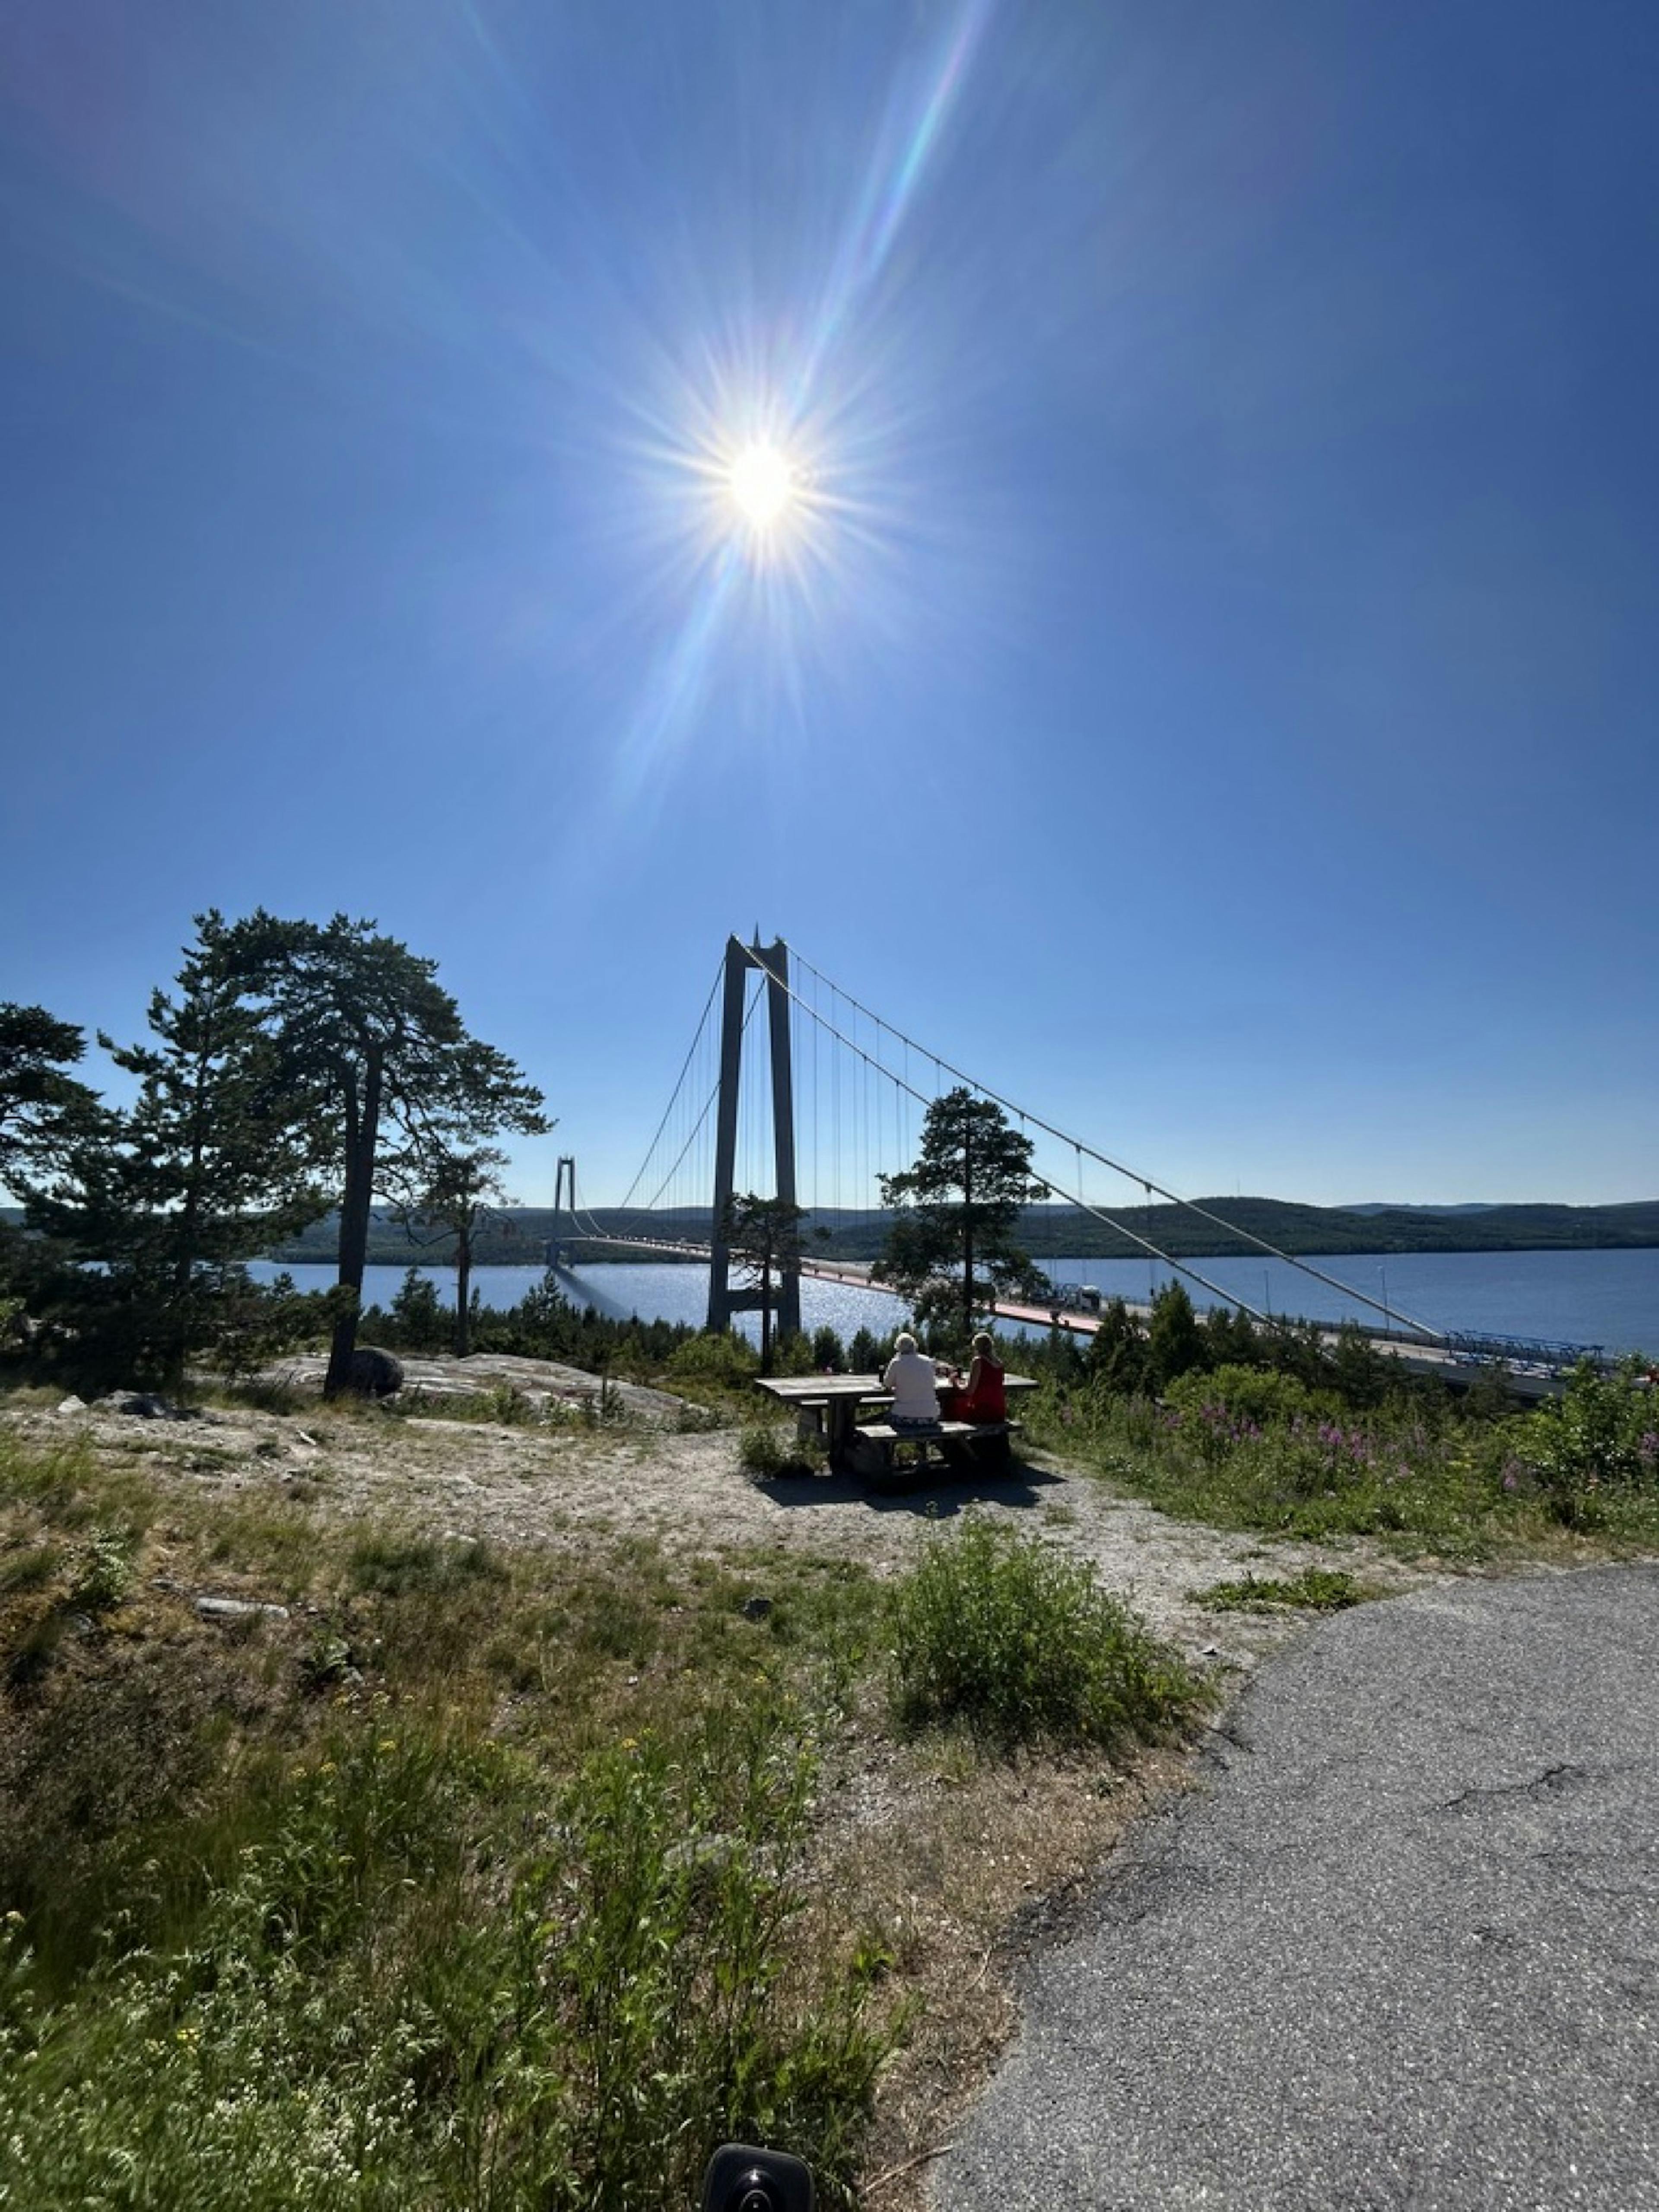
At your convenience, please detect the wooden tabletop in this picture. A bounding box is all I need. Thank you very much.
[752,1373,890,1404]
[753,1372,1038,1404]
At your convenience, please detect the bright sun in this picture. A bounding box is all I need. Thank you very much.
[728,442,796,528]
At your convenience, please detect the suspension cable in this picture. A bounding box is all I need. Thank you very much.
[779,942,1442,1341]
[609,962,724,1216]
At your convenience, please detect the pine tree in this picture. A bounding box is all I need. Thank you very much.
[223,913,550,1395]
[393,1144,514,1356]
[0,1004,103,1199]
[103,911,327,1295]
[22,915,329,1383]
[720,1191,812,1374]
[874,1087,1047,1341]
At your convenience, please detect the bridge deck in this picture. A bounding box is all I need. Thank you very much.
[551,1235,1577,1395]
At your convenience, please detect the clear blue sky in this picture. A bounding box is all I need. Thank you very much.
[3,0,1654,1209]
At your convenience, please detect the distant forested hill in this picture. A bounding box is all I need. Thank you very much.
[7,1199,1658,1265]
[251,1195,1659,1267]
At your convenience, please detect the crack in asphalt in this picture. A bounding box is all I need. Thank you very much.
[1434,1760,1592,1814]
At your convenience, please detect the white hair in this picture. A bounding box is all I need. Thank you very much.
[894,1332,917,1354]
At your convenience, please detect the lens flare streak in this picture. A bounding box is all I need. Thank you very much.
[608,0,998,816]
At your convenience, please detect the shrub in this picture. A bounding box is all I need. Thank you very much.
[847,1328,883,1375]
[1146,1281,1207,1388]
[665,1330,761,1392]
[1521,1358,1659,1526]
[771,1330,817,1376]
[387,1267,447,1351]
[1086,1297,1149,1394]
[737,1423,824,1479]
[888,1516,1204,1751]
[1165,1364,1333,1430]
[66,1527,136,1615]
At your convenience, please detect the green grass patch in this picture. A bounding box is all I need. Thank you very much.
[347,1532,510,1599]
[888,1515,1208,1752]
[1027,1360,1659,1560]
[1189,1567,1371,1613]
[0,1424,907,2209]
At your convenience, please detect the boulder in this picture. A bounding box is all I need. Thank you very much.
[348,1347,404,1399]
[196,1595,291,1622]
[102,1391,184,1420]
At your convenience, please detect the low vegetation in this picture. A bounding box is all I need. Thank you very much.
[0,1416,1199,2209]
[1189,1567,1370,1613]
[1027,1344,1659,1557]
[890,1517,1208,1750]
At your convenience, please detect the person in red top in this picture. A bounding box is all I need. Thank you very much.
[942,1331,1006,1423]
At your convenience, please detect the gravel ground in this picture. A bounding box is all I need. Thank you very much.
[16,1352,1452,1670]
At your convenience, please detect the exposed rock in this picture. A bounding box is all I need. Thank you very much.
[56,1395,86,1415]
[261,1350,690,1426]
[102,1391,194,1421]
[195,1595,291,1621]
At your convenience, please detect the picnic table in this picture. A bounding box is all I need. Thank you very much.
[751,1370,1036,1481]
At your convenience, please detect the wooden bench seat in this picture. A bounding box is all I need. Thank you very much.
[849,1417,1023,1484]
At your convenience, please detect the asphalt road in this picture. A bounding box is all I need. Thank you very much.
[939,1566,1659,2212]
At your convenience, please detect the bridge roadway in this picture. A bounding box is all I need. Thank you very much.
[553,1235,1564,1398]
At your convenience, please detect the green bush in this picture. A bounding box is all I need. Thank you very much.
[1521,1358,1659,1526]
[738,1423,825,1479]
[665,1330,761,1392]
[811,1326,846,1372]
[1146,1281,1206,1388]
[66,1527,136,1615]
[847,1328,884,1374]
[387,1267,448,1351]
[1164,1364,1335,1430]
[888,1516,1205,1751]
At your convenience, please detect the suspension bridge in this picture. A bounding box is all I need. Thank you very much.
[546,934,1604,1389]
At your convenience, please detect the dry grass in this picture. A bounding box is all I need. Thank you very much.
[0,1384,1278,2206]
[826,1744,1194,2209]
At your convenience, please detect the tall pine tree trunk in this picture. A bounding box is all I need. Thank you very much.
[325,1049,382,1397]
[961,1122,975,1336]
[455,1223,473,1357]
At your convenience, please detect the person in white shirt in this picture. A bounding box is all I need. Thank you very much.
[881,1332,949,1426]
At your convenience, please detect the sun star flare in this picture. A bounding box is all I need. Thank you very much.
[728,441,798,528]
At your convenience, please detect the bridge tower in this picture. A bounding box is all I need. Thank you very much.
[548,1153,578,1268]
[706,934,801,1338]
